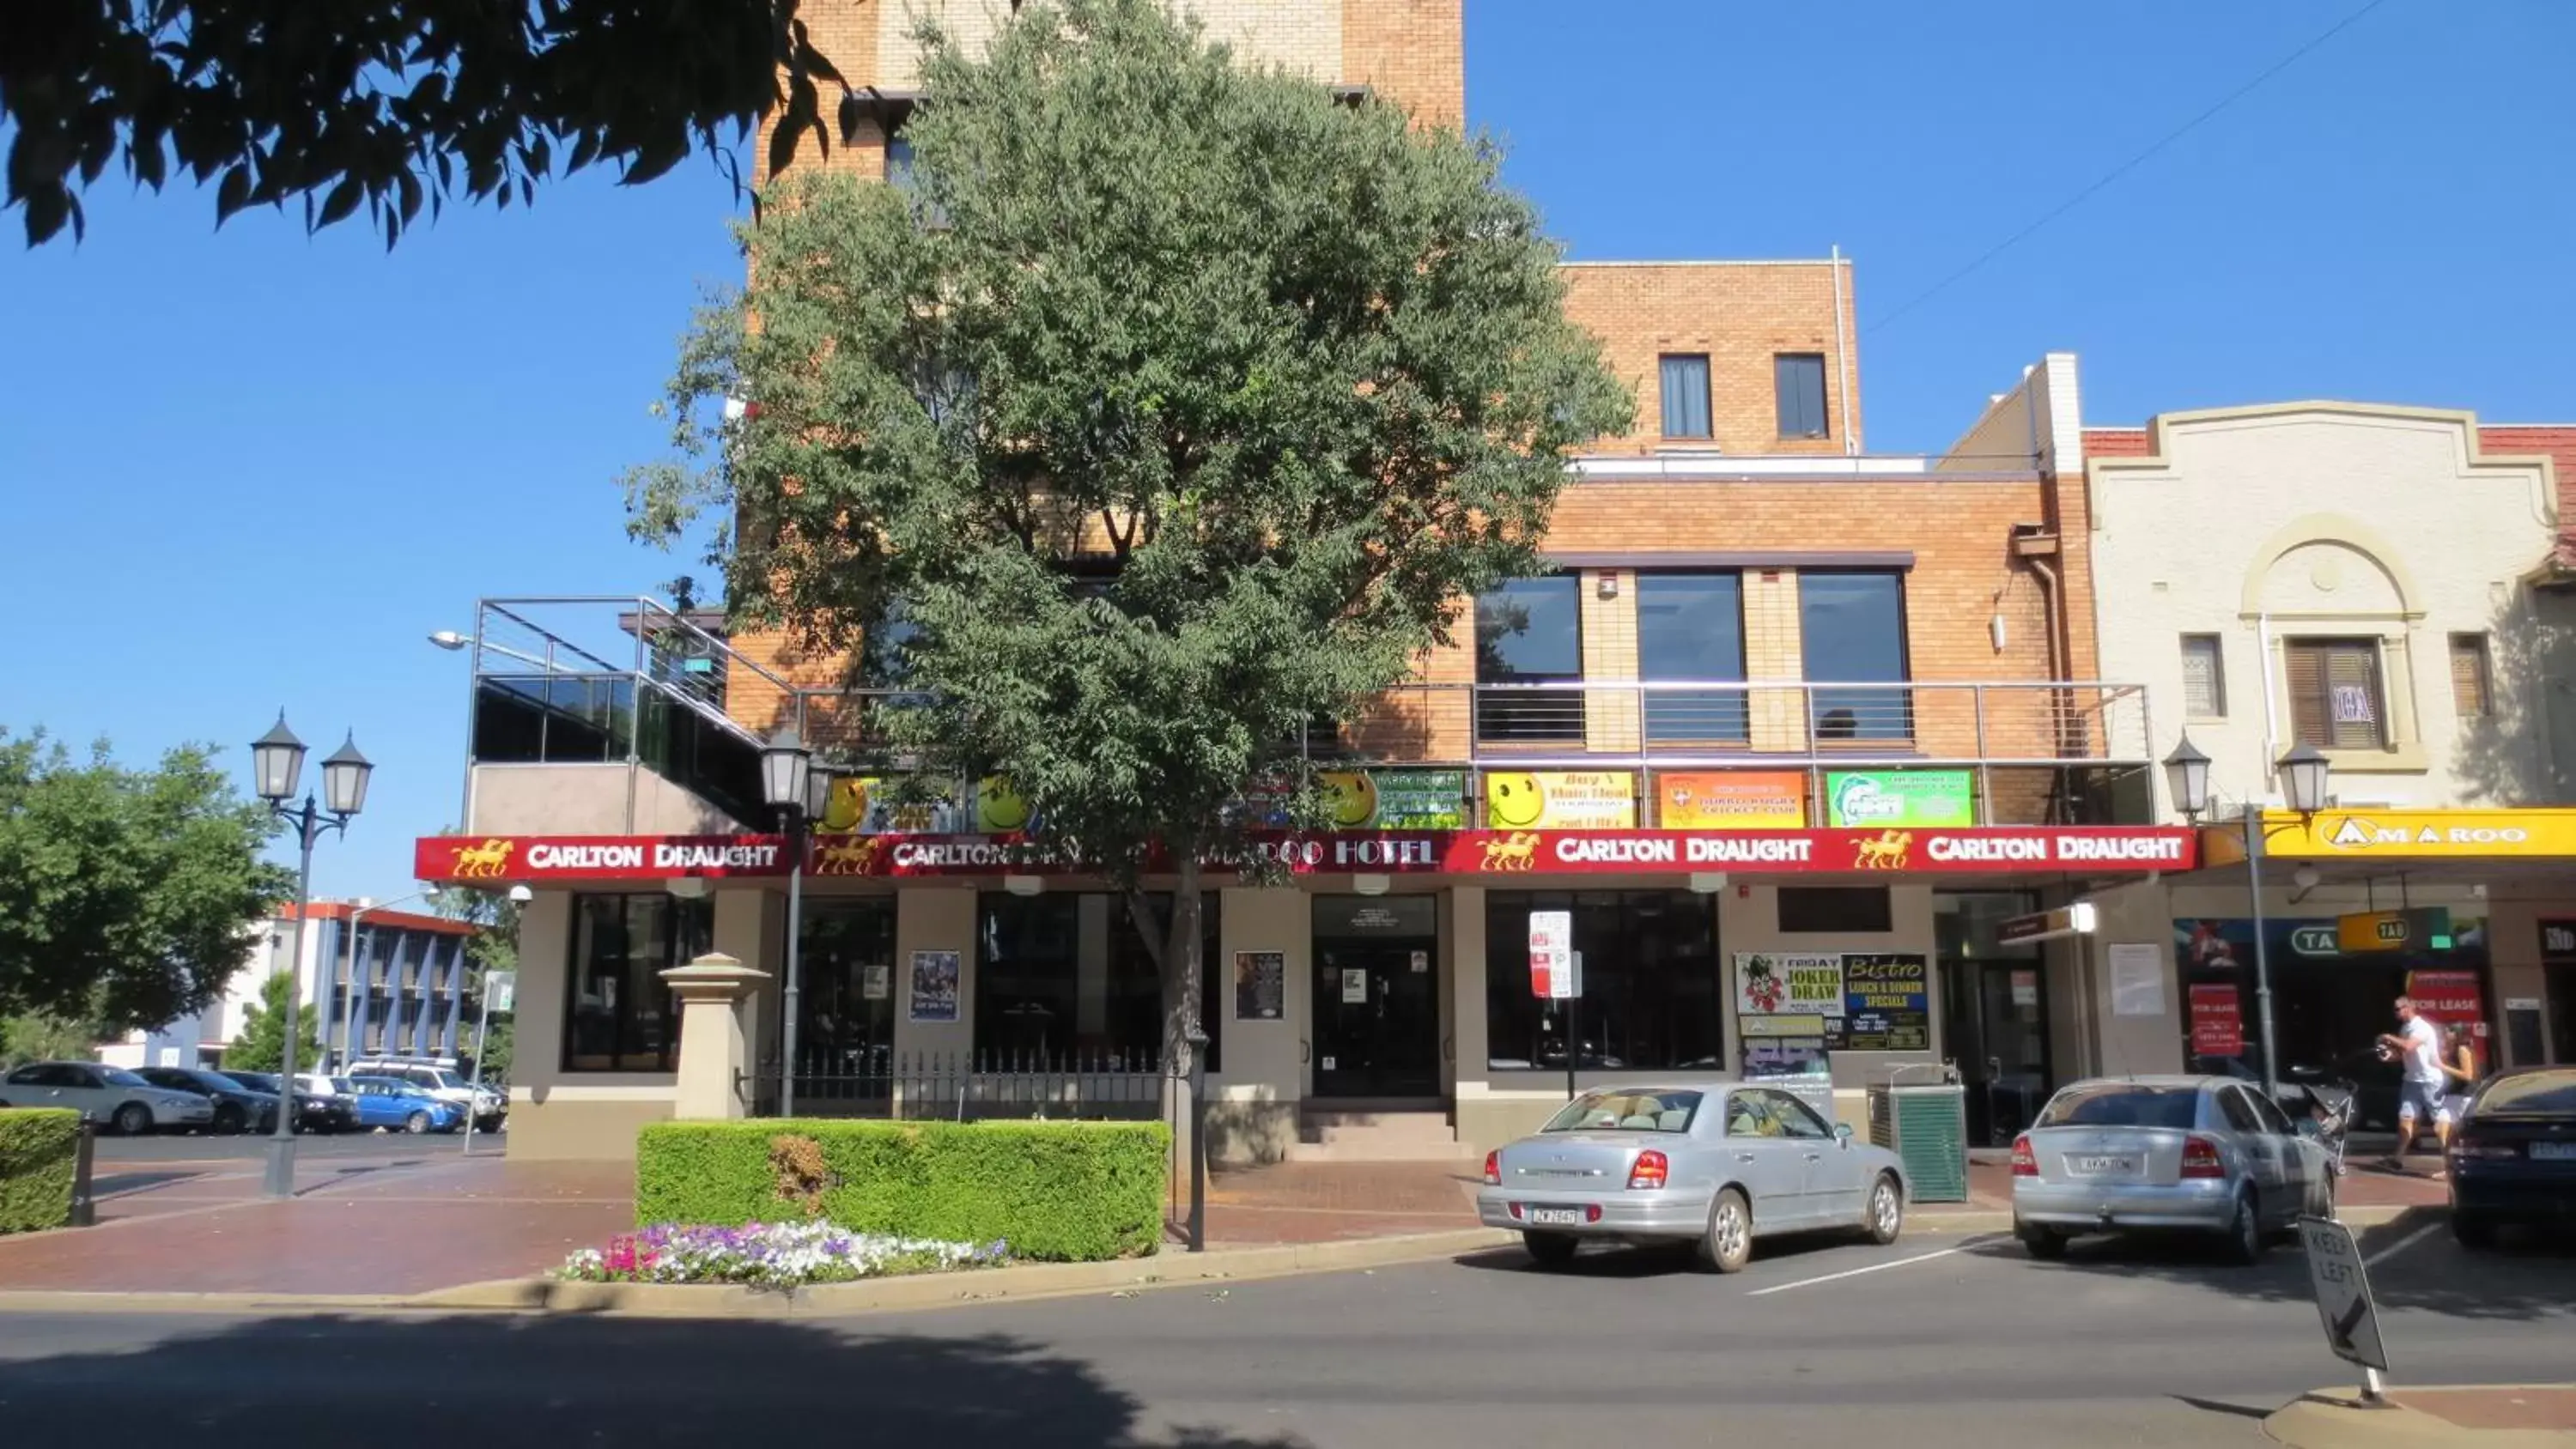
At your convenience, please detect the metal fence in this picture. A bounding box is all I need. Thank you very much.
[737,1048,1169,1122]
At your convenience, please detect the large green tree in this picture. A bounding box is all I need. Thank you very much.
[632,0,1626,1076]
[3,0,852,246]
[432,870,520,1082]
[0,730,288,1031]
[224,971,321,1074]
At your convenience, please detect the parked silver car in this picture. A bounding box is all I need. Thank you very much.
[2012,1076,2336,1264]
[1476,1082,1911,1272]
[0,1061,217,1135]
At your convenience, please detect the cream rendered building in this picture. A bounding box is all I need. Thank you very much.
[2079,402,2576,1079]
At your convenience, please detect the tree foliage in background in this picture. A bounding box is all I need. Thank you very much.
[432,862,519,1082]
[0,1012,106,1070]
[0,730,287,1031]
[628,0,1628,1070]
[3,0,853,246]
[224,971,321,1074]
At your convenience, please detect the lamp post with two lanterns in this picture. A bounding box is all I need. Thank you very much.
[248,713,374,1198]
[760,726,835,1119]
[2161,737,2332,1100]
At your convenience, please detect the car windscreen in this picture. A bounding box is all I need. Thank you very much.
[2037,1085,2201,1131]
[2476,1071,2576,1117]
[1540,1089,1704,1134]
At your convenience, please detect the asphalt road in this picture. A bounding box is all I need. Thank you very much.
[0,1215,2567,1447]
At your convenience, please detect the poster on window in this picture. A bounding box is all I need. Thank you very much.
[1484,770,1637,829]
[1735,953,1844,1018]
[1656,770,1808,828]
[1234,950,1285,1021]
[2330,684,2376,724]
[908,949,961,1022]
[861,962,890,1002]
[2189,983,2242,1057]
[1311,769,1467,830]
[1838,954,1930,1051]
[1825,769,1977,828]
[2108,943,2166,1017]
[2404,968,2488,1076]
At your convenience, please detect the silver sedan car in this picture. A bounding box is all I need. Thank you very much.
[2012,1075,2336,1264]
[1476,1082,1911,1272]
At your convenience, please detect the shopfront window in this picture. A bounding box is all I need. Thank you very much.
[1475,576,1583,744]
[1637,573,1747,743]
[1485,891,1722,1072]
[795,900,896,1086]
[976,893,1220,1070]
[565,894,712,1072]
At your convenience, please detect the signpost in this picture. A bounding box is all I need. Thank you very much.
[1528,911,1580,1101]
[2336,907,2454,954]
[1997,901,2099,946]
[2298,1216,2391,1402]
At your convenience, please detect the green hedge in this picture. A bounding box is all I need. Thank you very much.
[0,1109,79,1235]
[636,1119,1170,1262]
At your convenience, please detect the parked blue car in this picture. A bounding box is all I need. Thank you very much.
[344,1076,465,1133]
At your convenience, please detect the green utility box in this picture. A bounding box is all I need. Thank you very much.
[1868,1070,1969,1204]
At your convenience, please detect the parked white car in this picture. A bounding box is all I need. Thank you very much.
[0,1061,217,1135]
[344,1058,504,1131]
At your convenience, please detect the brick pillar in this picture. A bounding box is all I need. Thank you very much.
[1743,569,1808,752]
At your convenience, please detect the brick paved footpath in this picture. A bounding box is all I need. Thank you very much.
[0,1148,2451,1298]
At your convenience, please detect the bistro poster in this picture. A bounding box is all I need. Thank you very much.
[1840,954,1930,1051]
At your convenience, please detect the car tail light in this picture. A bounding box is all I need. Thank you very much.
[2010,1134,2038,1177]
[1628,1149,1668,1191]
[2181,1136,2226,1179]
[1483,1150,1501,1186]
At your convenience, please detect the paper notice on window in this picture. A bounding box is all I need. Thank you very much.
[2109,943,2166,1018]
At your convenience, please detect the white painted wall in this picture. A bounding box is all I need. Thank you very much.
[2089,404,2561,813]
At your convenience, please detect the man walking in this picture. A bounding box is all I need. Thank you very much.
[2375,995,2445,1172]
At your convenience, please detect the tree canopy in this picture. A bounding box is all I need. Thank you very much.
[0,730,288,1031]
[627,0,1626,1062]
[224,971,320,1074]
[3,0,850,246]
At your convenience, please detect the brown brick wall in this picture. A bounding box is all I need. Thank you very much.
[1560,261,1860,457]
[1343,0,1465,127]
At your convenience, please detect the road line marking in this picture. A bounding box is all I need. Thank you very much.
[1745,1241,1986,1297]
[2362,1220,2443,1268]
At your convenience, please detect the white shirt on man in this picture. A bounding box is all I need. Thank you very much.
[2398,1016,2444,1086]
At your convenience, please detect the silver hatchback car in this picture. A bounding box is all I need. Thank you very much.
[2012,1076,2336,1264]
[1476,1082,1911,1272]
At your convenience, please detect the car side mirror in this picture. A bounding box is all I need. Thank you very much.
[1834,1122,1855,1143]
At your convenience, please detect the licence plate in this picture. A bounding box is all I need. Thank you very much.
[2069,1155,2136,1175]
[1528,1208,1583,1226]
[2532,1143,2576,1161]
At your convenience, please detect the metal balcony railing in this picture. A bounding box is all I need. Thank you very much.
[454,597,2155,827]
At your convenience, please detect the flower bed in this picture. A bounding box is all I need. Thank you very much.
[556,1222,1009,1290]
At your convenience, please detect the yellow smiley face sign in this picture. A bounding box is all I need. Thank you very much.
[1319,771,1379,828]
[1485,772,1546,828]
[1483,771,1637,829]
[975,776,1032,834]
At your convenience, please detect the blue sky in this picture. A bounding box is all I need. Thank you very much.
[4,0,2570,902]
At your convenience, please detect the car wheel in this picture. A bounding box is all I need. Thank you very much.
[112,1102,154,1137]
[2016,1222,2069,1260]
[2452,1213,2495,1251]
[2221,1190,2264,1266]
[404,1111,431,1135]
[1862,1173,1905,1246]
[1696,1188,1753,1274]
[212,1104,246,1135]
[1522,1231,1579,1268]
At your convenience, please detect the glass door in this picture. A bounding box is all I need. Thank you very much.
[1312,896,1440,1100]
[1936,892,2050,1147]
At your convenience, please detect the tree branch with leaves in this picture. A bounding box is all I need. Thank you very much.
[627,0,1626,1074]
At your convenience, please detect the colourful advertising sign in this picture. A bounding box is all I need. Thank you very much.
[1841,954,1931,1051]
[417,825,2200,882]
[2221,808,2576,861]
[2190,983,2244,1057]
[1485,770,1637,829]
[1657,771,1808,828]
[2405,968,2488,1076]
[1735,953,1844,1018]
[1825,770,1977,828]
[1316,769,1467,830]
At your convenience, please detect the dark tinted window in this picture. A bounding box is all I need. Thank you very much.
[976,893,1220,1070]
[1775,353,1828,439]
[2216,1088,2262,1133]
[2038,1085,2202,1131]
[1800,573,1909,741]
[1475,577,1582,680]
[2477,1070,2576,1116]
[1757,1088,1833,1138]
[1637,573,1747,744]
[2247,1089,2296,1136]
[565,894,713,1073]
[1486,892,1722,1072]
[1777,887,1893,934]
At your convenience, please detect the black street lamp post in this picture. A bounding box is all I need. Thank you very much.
[2164,737,2330,1100]
[761,726,831,1118]
[249,712,372,1198]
